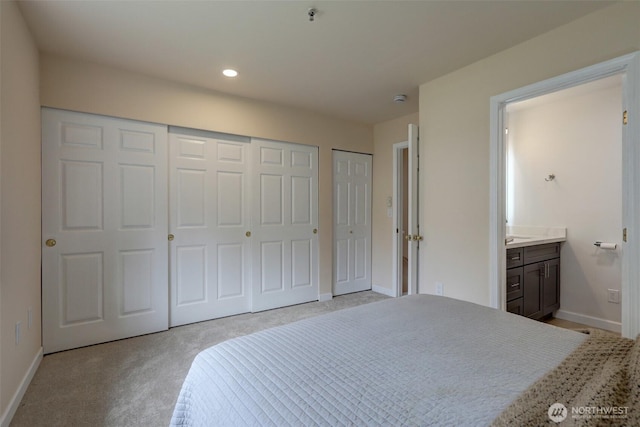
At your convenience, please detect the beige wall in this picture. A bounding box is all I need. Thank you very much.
[419,2,640,305]
[0,0,41,421]
[40,54,373,297]
[371,113,418,292]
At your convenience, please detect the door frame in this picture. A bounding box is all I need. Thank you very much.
[489,52,640,338]
[392,123,420,297]
[392,141,409,297]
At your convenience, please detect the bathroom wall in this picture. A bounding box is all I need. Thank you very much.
[507,75,623,328]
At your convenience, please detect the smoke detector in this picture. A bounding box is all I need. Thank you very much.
[393,94,407,103]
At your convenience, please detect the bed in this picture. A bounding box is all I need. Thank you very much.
[170,295,639,426]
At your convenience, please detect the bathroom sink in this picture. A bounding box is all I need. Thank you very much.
[506,235,534,245]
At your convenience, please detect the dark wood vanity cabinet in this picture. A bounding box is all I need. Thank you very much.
[506,243,560,320]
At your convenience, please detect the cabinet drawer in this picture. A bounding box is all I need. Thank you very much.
[506,267,523,301]
[506,247,523,268]
[506,297,523,316]
[524,243,560,264]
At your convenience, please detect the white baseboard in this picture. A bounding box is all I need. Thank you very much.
[318,293,333,302]
[372,285,396,297]
[555,309,621,334]
[1,347,43,427]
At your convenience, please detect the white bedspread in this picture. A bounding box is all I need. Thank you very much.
[170,295,585,426]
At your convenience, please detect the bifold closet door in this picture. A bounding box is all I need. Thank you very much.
[251,139,319,312]
[333,150,372,296]
[42,108,168,354]
[169,131,251,327]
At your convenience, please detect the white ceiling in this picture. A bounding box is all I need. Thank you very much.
[17,0,614,125]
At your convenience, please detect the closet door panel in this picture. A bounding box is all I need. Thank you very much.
[251,139,319,312]
[42,108,168,354]
[332,150,372,296]
[169,131,251,326]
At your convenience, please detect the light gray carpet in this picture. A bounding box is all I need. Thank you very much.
[10,291,388,427]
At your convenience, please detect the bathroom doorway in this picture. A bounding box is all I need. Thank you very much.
[489,52,640,339]
[505,75,622,331]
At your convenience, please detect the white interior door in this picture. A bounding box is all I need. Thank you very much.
[251,139,319,312]
[169,129,251,326]
[42,108,168,354]
[333,150,372,296]
[407,124,420,295]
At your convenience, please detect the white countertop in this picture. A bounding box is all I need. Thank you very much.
[505,226,567,249]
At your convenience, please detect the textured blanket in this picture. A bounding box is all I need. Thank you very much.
[171,295,586,426]
[492,329,640,426]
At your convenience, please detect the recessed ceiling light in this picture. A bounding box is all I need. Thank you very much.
[223,69,238,78]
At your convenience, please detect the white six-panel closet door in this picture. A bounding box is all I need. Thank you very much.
[41,108,169,354]
[169,130,252,327]
[333,150,372,296]
[250,139,319,312]
[42,110,320,349]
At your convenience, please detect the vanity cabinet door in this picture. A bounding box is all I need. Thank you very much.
[523,263,543,319]
[542,257,560,314]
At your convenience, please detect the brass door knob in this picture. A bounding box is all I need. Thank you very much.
[405,235,413,241]
[246,231,251,237]
[313,228,318,234]
[168,234,175,241]
[45,239,57,247]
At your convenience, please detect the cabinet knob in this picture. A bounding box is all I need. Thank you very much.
[45,239,57,247]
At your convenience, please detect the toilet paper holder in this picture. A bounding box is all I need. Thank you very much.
[594,241,617,250]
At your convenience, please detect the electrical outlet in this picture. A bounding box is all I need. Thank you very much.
[15,321,21,345]
[435,282,444,296]
[608,289,620,304]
